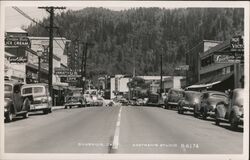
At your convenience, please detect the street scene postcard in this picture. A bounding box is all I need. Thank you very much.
[0,1,249,160]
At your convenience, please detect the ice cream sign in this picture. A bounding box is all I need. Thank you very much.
[5,36,30,47]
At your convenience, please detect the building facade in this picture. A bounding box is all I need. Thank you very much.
[187,36,244,91]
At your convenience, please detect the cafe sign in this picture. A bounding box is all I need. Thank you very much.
[5,36,30,47]
[8,56,28,63]
[214,54,242,63]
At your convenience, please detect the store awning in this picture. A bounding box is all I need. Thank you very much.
[53,82,69,90]
[186,73,233,89]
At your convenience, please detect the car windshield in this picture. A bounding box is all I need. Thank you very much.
[185,92,201,101]
[67,97,79,101]
[34,87,44,94]
[4,84,12,92]
[210,93,228,101]
[233,90,244,106]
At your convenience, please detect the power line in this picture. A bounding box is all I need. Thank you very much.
[38,6,66,106]
[12,6,66,52]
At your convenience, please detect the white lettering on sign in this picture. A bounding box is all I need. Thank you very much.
[8,56,28,63]
[214,55,240,63]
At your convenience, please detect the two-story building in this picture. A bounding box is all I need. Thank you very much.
[186,36,244,91]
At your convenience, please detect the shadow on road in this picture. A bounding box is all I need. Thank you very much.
[212,123,243,133]
[4,116,27,123]
[29,112,46,116]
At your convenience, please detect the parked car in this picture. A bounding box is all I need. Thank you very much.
[215,88,244,130]
[96,97,104,106]
[103,99,114,106]
[64,96,86,109]
[165,88,184,109]
[136,98,144,106]
[178,91,202,116]
[4,81,30,122]
[199,91,229,119]
[119,98,129,106]
[21,83,52,114]
[84,94,94,106]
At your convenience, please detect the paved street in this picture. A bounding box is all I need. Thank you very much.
[5,105,243,154]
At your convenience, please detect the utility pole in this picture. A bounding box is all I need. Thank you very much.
[160,49,163,94]
[38,6,66,105]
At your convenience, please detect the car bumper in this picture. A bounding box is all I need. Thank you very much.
[182,106,194,111]
[65,102,81,106]
[30,103,50,111]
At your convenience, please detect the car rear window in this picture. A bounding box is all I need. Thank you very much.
[34,87,44,94]
[4,84,12,92]
[22,87,32,94]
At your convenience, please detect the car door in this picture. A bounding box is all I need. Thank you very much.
[13,84,23,112]
[200,93,208,110]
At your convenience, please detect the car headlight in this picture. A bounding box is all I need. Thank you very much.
[4,100,8,107]
[239,106,244,113]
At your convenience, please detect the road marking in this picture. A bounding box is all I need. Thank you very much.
[112,106,122,150]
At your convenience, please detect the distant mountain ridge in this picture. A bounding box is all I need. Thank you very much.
[26,7,244,80]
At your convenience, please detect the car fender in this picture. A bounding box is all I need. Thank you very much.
[4,98,13,110]
[22,98,31,111]
[231,105,241,118]
[216,102,227,119]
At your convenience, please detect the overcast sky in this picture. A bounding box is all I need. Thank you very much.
[4,7,126,31]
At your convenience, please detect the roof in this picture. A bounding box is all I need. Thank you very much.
[186,73,233,89]
[5,80,23,85]
[201,39,231,58]
[22,83,48,87]
[6,27,27,33]
[203,90,228,96]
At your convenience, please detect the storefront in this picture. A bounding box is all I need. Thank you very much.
[187,36,244,91]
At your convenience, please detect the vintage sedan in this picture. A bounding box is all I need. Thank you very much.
[4,81,30,122]
[178,91,202,116]
[64,96,86,109]
[215,88,244,130]
[199,91,229,119]
[21,83,52,114]
[165,88,184,109]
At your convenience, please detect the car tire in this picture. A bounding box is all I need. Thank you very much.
[177,109,180,114]
[6,111,13,122]
[23,112,29,118]
[201,108,207,120]
[194,112,198,118]
[64,106,68,109]
[43,109,49,114]
[230,112,238,130]
[215,110,220,125]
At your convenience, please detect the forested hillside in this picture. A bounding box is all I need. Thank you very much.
[26,8,244,78]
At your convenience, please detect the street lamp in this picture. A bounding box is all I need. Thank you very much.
[37,48,43,83]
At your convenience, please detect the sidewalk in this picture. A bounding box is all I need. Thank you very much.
[52,106,65,111]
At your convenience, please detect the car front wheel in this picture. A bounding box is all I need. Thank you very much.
[23,112,29,118]
[43,109,49,114]
[230,112,239,130]
[6,111,13,122]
